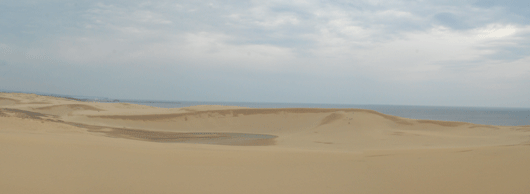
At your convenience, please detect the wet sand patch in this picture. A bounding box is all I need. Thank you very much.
[88,128,277,146]
[0,107,277,146]
[50,120,277,146]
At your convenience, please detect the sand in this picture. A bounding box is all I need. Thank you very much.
[1,93,529,194]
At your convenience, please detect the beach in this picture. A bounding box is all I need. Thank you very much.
[1,92,530,194]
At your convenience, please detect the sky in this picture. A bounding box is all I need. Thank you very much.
[1,0,529,107]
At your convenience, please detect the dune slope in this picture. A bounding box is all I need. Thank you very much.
[1,92,530,194]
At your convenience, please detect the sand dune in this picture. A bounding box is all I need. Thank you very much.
[1,92,530,194]
[0,97,18,106]
[34,104,103,116]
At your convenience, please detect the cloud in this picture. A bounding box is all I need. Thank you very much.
[2,1,529,68]
[474,0,530,22]
[0,0,529,106]
[434,12,469,30]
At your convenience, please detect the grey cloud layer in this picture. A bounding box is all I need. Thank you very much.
[0,0,529,106]
[2,0,527,59]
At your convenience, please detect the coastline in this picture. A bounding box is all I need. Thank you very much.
[1,91,528,126]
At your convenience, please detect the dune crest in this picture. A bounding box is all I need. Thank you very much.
[34,104,103,116]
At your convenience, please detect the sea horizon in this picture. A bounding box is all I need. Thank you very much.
[2,90,529,126]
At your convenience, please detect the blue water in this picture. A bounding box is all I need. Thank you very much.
[117,100,530,126]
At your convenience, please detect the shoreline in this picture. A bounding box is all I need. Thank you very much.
[2,91,529,126]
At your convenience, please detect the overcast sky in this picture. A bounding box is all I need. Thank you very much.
[1,0,529,107]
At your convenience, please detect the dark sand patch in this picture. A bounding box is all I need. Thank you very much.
[27,101,52,104]
[34,104,104,116]
[468,125,499,129]
[52,121,277,146]
[49,120,278,146]
[366,154,391,157]
[319,113,344,126]
[36,104,103,111]
[513,126,530,132]
[1,107,277,146]
[417,120,468,127]
[0,109,8,117]
[2,108,48,119]
[88,128,277,146]
[392,132,405,136]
